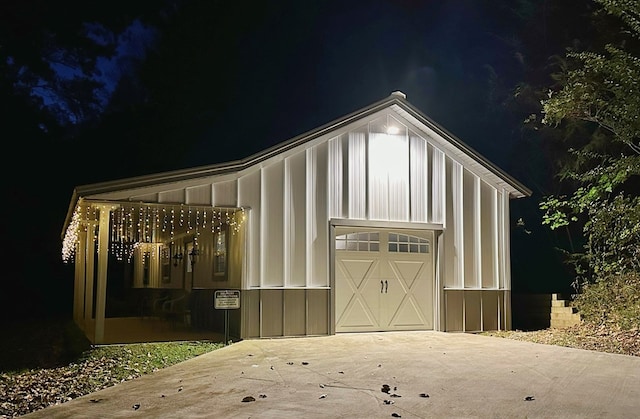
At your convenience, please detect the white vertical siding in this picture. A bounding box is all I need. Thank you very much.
[213,180,237,206]
[432,147,446,225]
[328,136,343,219]
[463,169,478,288]
[202,108,514,297]
[410,133,428,222]
[368,132,410,221]
[186,185,211,205]
[388,132,410,221]
[286,153,307,287]
[499,189,510,289]
[238,171,261,288]
[443,157,455,287]
[452,160,464,288]
[262,162,285,287]
[368,132,389,220]
[369,132,411,221]
[158,190,183,203]
[310,143,329,286]
[348,132,367,219]
[481,181,497,288]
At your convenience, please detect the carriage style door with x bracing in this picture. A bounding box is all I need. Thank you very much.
[335,229,434,332]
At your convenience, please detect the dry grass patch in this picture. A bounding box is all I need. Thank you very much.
[483,322,640,357]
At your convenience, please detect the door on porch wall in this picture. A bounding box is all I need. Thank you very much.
[335,229,434,332]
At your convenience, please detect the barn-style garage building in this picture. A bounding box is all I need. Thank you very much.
[61,92,531,344]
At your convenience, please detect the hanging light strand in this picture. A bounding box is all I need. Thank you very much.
[62,201,247,262]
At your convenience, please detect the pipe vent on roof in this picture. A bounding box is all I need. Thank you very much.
[390,91,406,99]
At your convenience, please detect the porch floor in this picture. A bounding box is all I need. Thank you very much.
[83,317,227,345]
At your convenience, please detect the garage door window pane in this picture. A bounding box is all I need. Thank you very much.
[388,232,430,253]
[336,232,379,251]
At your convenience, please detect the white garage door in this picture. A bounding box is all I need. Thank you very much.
[335,229,434,332]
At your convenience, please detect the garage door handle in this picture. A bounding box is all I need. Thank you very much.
[380,280,388,293]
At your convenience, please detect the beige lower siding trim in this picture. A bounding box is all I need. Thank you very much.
[241,289,330,339]
[444,289,510,332]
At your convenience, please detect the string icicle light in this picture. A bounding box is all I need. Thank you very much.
[62,201,246,263]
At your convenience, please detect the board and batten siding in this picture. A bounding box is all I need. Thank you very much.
[118,111,511,295]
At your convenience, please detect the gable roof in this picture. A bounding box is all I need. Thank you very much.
[62,92,532,238]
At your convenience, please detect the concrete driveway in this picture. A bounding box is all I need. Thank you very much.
[25,331,640,418]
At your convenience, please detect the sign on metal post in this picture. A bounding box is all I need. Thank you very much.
[214,290,240,345]
[214,290,241,309]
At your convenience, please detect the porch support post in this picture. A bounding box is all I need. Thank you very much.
[94,205,111,344]
[84,223,96,334]
[74,229,87,328]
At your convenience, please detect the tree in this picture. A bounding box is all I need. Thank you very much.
[539,0,640,284]
[0,0,162,132]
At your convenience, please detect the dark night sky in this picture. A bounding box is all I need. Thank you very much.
[183,1,526,169]
[3,0,580,321]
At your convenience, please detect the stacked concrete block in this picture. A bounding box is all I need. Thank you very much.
[550,293,582,328]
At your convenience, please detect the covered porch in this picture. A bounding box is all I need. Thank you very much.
[62,199,246,344]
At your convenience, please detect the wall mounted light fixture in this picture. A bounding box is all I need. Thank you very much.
[172,245,183,267]
[188,245,198,265]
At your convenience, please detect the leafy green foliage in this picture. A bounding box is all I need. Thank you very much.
[573,272,640,330]
[0,1,163,130]
[584,194,640,277]
[539,0,640,287]
[541,45,640,154]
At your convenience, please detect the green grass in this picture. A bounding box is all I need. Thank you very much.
[0,318,224,417]
[73,341,224,384]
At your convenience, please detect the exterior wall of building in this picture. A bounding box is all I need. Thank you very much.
[233,111,449,293]
[227,110,512,336]
[241,289,330,338]
[78,105,519,340]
